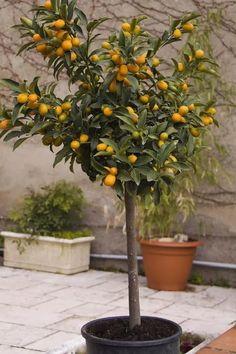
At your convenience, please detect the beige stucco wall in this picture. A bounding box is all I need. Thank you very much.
[0,0,236,281]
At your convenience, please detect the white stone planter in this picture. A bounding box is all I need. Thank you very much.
[1,231,95,275]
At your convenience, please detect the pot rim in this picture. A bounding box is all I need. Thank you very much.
[81,316,182,347]
[140,239,202,248]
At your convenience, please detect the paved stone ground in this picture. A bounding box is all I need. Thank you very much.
[0,267,235,354]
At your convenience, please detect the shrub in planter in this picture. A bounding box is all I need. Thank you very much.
[137,184,202,291]
[0,0,219,352]
[1,181,94,274]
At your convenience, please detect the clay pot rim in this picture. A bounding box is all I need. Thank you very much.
[139,239,202,248]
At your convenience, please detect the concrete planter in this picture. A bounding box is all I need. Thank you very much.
[1,231,95,275]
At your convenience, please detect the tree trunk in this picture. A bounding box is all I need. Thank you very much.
[125,183,141,329]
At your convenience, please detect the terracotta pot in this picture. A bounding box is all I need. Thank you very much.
[140,239,202,291]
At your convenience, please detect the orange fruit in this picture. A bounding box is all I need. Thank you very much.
[128,154,138,164]
[201,115,212,126]
[157,80,168,91]
[139,95,149,104]
[173,29,182,39]
[195,49,205,59]
[158,140,165,148]
[36,44,47,53]
[152,104,159,111]
[44,0,52,9]
[178,105,189,116]
[62,39,72,51]
[79,134,89,143]
[91,54,100,63]
[71,37,81,47]
[172,113,182,123]
[134,25,141,34]
[127,63,139,73]
[188,103,195,112]
[169,154,177,162]
[70,51,77,62]
[183,22,194,32]
[122,22,131,32]
[109,167,118,176]
[190,127,200,137]
[0,119,10,130]
[206,107,216,115]
[127,106,134,114]
[55,106,63,115]
[61,102,71,111]
[116,73,125,82]
[119,64,128,76]
[111,54,122,65]
[70,140,80,150]
[56,47,65,57]
[102,41,112,50]
[28,101,39,109]
[124,78,131,87]
[56,30,67,40]
[58,113,68,122]
[53,137,63,146]
[28,93,38,103]
[104,174,116,187]
[135,53,147,65]
[106,146,114,154]
[42,135,53,146]
[39,103,49,116]
[53,19,65,29]
[132,131,140,140]
[181,82,188,92]
[152,57,160,67]
[17,93,28,104]
[109,80,117,93]
[97,143,107,151]
[103,107,113,117]
[32,33,42,42]
[160,132,168,141]
[177,62,184,72]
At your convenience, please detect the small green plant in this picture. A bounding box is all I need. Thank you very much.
[9,180,87,236]
[180,332,204,353]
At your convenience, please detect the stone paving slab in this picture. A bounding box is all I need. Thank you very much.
[0,267,235,353]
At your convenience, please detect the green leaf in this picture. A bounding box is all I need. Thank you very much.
[3,130,23,142]
[137,109,147,129]
[159,141,177,165]
[53,146,71,167]
[0,79,20,93]
[12,104,24,124]
[187,134,194,156]
[135,156,153,166]
[100,138,119,152]
[68,0,77,20]
[91,158,106,174]
[131,169,141,185]
[13,138,28,150]
[87,18,108,33]
[153,182,161,204]
[118,170,132,182]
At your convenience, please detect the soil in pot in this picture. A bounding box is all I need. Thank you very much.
[82,316,182,354]
[87,317,177,341]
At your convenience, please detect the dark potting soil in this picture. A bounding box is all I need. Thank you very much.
[87,318,178,341]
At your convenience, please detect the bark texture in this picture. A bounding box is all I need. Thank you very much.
[125,183,141,329]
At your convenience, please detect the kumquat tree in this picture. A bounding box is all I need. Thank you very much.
[0,0,219,330]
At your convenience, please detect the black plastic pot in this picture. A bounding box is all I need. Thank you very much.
[81,316,182,354]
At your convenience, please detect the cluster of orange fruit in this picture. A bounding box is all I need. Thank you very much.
[16,93,72,121]
[70,134,89,151]
[32,1,80,61]
[96,143,114,155]
[103,167,118,187]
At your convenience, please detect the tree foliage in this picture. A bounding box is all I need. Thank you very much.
[0,0,219,202]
